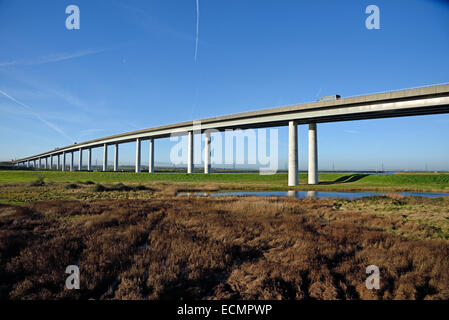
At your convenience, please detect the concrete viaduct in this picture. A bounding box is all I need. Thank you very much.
[11,84,449,186]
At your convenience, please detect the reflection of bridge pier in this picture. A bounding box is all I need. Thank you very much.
[306,191,317,199]
[287,190,297,198]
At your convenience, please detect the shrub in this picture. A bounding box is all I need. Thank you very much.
[132,185,147,191]
[78,181,95,185]
[28,177,45,187]
[109,183,131,192]
[92,184,106,192]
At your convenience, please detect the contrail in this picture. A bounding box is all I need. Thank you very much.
[0,49,102,68]
[195,0,200,63]
[0,89,74,142]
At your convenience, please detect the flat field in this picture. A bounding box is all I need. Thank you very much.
[1,170,449,193]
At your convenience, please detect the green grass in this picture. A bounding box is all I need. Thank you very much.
[0,170,449,192]
[0,170,286,184]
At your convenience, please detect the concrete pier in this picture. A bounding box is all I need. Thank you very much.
[135,138,141,173]
[308,123,318,185]
[57,154,60,170]
[204,131,211,174]
[188,131,194,174]
[70,152,74,172]
[149,139,154,173]
[38,158,41,169]
[103,144,108,171]
[62,152,66,171]
[288,121,298,186]
[45,157,48,169]
[78,148,82,171]
[87,148,92,171]
[114,144,119,172]
[50,156,53,170]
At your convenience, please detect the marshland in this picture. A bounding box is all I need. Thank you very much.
[0,171,448,300]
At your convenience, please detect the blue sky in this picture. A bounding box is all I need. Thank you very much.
[1,0,448,171]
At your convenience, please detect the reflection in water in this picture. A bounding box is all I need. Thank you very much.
[287,190,297,198]
[306,191,317,199]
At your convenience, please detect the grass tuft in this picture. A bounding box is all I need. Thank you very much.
[65,183,79,190]
[92,184,106,192]
[28,177,45,187]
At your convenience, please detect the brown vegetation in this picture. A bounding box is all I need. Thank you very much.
[0,196,448,300]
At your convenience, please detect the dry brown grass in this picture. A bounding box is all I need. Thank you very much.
[1,196,448,300]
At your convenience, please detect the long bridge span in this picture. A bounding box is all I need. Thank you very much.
[11,83,449,186]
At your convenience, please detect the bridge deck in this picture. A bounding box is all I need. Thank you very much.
[12,83,449,163]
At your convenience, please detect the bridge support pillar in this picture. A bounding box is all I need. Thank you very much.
[188,131,194,173]
[38,158,41,169]
[308,123,318,185]
[57,155,60,170]
[103,144,108,171]
[288,121,298,186]
[78,148,83,170]
[204,131,211,174]
[27,160,30,168]
[114,144,119,172]
[87,148,92,171]
[45,157,48,169]
[62,152,66,171]
[50,156,53,170]
[70,152,74,172]
[135,139,141,173]
[149,139,154,173]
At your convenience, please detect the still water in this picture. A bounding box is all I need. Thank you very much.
[178,190,449,200]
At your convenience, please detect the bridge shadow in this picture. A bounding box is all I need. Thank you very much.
[319,174,370,185]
